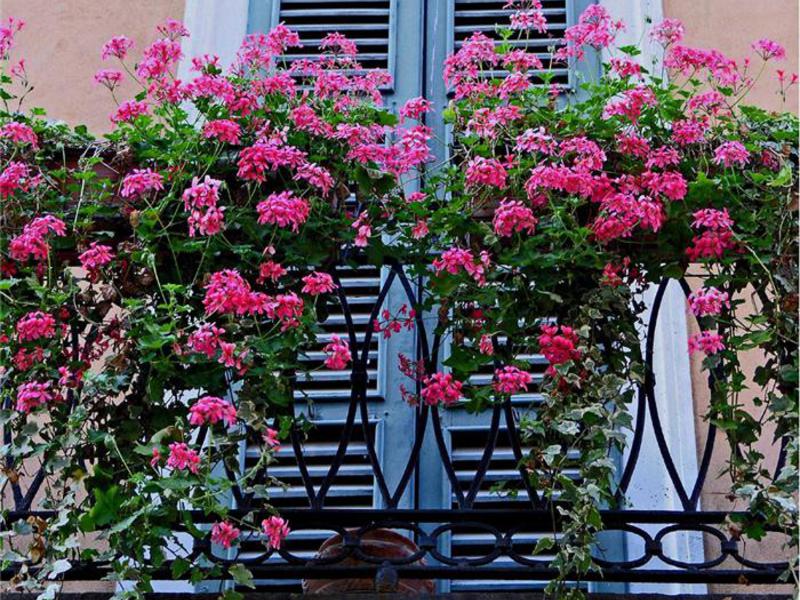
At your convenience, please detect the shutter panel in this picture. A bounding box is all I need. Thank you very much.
[250,0,397,87]
[277,0,393,72]
[295,263,384,403]
[239,419,380,591]
[447,424,582,593]
[452,0,570,85]
[235,4,425,591]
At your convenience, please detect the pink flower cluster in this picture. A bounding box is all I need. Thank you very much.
[508,0,548,33]
[432,248,492,286]
[399,96,432,121]
[16,381,54,414]
[111,99,149,124]
[101,35,134,61]
[186,323,226,358]
[79,242,115,279]
[167,442,201,474]
[351,212,372,248]
[672,118,708,146]
[137,36,183,81]
[686,209,735,261]
[420,372,464,407]
[493,365,533,395]
[94,69,123,90]
[262,516,290,550]
[603,86,657,123]
[751,39,786,61]
[256,191,310,233]
[120,168,164,199]
[16,311,56,342]
[203,119,241,144]
[322,335,351,370]
[650,18,685,46]
[301,272,336,296]
[183,176,225,237]
[188,395,237,427]
[237,137,305,182]
[556,5,624,60]
[713,141,750,168]
[465,157,508,189]
[0,161,35,198]
[688,287,730,317]
[9,215,66,263]
[211,521,240,549]
[687,331,725,356]
[492,200,537,237]
[0,17,24,60]
[374,305,416,339]
[467,106,522,137]
[203,270,272,317]
[538,324,581,374]
[258,259,287,284]
[0,122,38,147]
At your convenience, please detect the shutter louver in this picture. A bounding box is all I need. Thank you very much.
[277,0,394,73]
[294,263,383,403]
[240,420,379,591]
[452,0,570,86]
[448,425,581,592]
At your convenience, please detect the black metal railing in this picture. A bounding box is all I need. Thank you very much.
[1,259,792,591]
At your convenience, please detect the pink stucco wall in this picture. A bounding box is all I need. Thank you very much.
[664,0,799,113]
[0,0,184,134]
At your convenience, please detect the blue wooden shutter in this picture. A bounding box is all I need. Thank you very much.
[419,1,608,593]
[242,0,425,591]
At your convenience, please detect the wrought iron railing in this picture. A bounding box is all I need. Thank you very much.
[1,259,792,591]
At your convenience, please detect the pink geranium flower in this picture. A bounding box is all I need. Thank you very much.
[188,396,237,427]
[262,516,290,550]
[203,119,241,144]
[79,242,114,278]
[688,287,730,317]
[16,311,56,342]
[493,365,533,395]
[16,381,55,413]
[465,157,508,189]
[211,521,240,549]
[752,39,786,61]
[687,331,725,355]
[101,35,134,61]
[420,372,463,407]
[120,168,163,199]
[167,442,201,474]
[713,141,750,168]
[493,200,538,237]
[0,122,38,147]
[256,191,310,233]
[322,335,351,370]
[301,272,336,295]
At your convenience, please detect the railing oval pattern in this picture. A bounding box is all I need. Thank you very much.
[0,264,792,587]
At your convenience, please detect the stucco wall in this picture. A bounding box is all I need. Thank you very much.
[0,0,185,134]
[664,0,799,112]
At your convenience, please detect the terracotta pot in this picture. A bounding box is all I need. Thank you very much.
[302,528,435,594]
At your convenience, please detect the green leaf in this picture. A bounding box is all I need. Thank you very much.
[229,563,255,589]
[47,559,72,579]
[533,537,555,555]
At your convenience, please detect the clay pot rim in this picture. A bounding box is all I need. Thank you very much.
[316,527,420,554]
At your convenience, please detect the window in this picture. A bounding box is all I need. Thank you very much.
[227,0,606,593]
